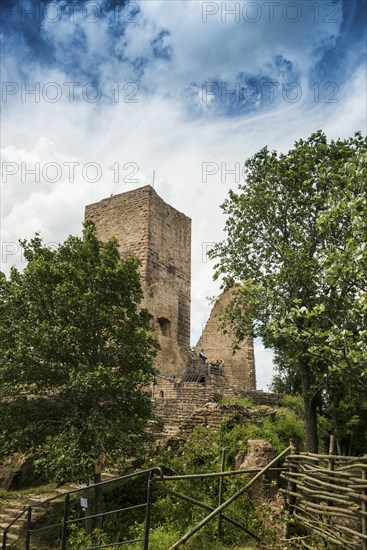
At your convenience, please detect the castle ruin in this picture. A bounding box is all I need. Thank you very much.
[85,186,259,435]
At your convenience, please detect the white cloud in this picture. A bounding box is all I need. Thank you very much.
[1,0,364,390]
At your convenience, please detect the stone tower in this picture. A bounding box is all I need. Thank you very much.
[194,291,256,391]
[85,186,191,376]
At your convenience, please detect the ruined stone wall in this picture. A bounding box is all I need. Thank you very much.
[152,376,224,401]
[81,187,277,439]
[85,186,191,377]
[194,291,256,391]
[151,377,279,438]
[153,396,273,438]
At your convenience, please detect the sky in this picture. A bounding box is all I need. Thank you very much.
[1,0,366,389]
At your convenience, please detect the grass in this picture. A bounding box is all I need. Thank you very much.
[220,396,256,408]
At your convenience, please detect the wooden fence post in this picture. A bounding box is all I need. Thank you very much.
[283,438,299,539]
[328,435,335,470]
[217,449,226,539]
[168,446,292,550]
[327,435,335,518]
[362,460,367,550]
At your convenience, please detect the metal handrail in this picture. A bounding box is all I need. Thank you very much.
[1,467,163,550]
[38,467,164,507]
[2,506,29,550]
[2,507,28,534]
[166,445,292,549]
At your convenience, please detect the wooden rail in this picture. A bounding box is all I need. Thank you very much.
[153,445,292,549]
[281,442,367,549]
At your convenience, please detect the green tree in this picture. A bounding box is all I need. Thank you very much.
[0,221,159,482]
[210,131,367,453]
[311,158,367,384]
[308,151,367,454]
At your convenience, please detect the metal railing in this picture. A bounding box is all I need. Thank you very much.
[2,453,290,550]
[2,467,163,550]
[4,443,366,550]
[2,507,29,550]
[152,446,292,549]
[180,362,223,384]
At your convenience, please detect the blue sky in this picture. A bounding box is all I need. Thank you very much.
[1,0,366,389]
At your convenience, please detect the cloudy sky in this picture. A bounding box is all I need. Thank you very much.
[1,0,366,389]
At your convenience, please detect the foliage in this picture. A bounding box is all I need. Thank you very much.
[135,408,305,548]
[220,395,256,407]
[67,526,114,550]
[281,395,304,415]
[69,412,301,549]
[218,407,305,459]
[1,401,308,550]
[0,221,159,482]
[209,131,367,453]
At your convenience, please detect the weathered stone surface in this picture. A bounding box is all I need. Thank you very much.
[239,440,277,500]
[0,455,44,490]
[85,186,257,390]
[240,440,274,470]
[84,186,281,440]
[85,185,191,377]
[153,396,273,437]
[194,290,256,391]
[235,453,246,470]
[151,373,281,438]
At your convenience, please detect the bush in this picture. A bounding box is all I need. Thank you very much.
[220,396,256,408]
[67,526,114,550]
[17,400,306,549]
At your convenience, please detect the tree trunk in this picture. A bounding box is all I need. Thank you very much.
[300,358,319,453]
[303,394,318,453]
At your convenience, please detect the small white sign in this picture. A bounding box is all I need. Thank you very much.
[80,497,88,510]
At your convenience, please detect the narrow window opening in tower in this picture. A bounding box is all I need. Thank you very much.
[158,317,171,337]
[159,390,165,398]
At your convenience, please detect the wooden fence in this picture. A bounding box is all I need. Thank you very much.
[3,441,366,549]
[281,438,367,549]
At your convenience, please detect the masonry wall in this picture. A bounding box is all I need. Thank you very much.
[84,187,150,277]
[152,378,279,407]
[85,186,191,377]
[145,189,191,369]
[194,291,256,391]
[153,397,273,438]
[151,377,281,438]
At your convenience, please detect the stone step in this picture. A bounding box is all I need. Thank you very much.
[102,472,119,479]
[23,504,46,512]
[54,485,80,500]
[26,492,60,501]
[0,525,23,534]
[3,531,19,541]
[0,511,24,518]
[0,520,23,529]
[0,509,44,527]
[1,502,26,509]
[0,515,26,526]
[1,507,27,515]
